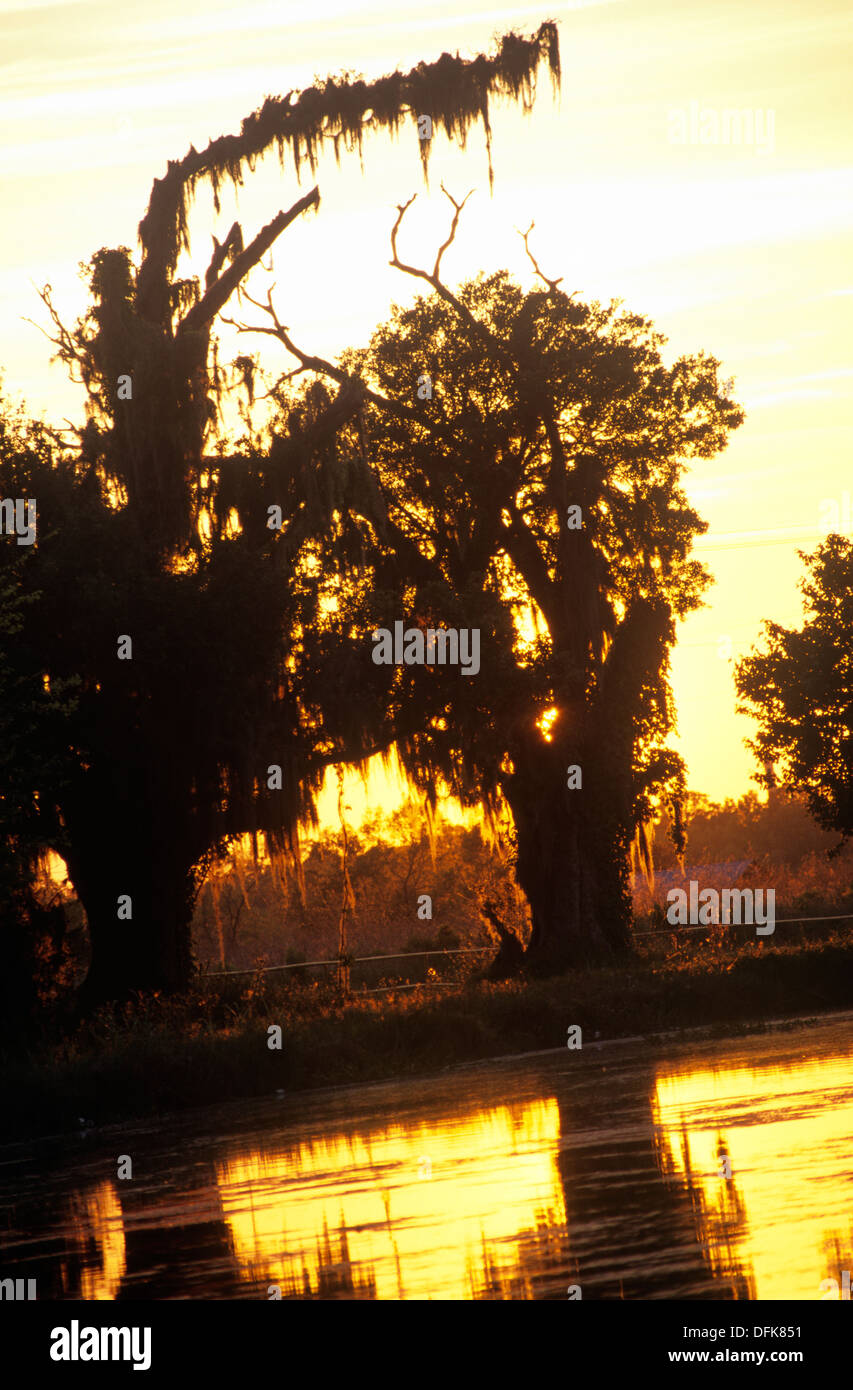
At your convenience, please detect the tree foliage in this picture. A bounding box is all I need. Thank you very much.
[735,535,853,842]
[6,25,561,1003]
[193,803,523,976]
[0,397,80,1034]
[257,213,743,968]
[651,789,839,868]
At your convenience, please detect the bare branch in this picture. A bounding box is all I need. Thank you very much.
[204,221,242,291]
[388,194,423,282]
[393,200,575,611]
[223,284,470,454]
[23,285,87,383]
[178,188,319,336]
[388,189,513,368]
[386,187,574,553]
[518,221,563,294]
[389,187,475,286]
[434,185,474,279]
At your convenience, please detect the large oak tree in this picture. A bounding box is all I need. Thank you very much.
[251,203,744,970]
[6,25,561,1004]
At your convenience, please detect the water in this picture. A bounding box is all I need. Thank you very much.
[1,1013,851,1300]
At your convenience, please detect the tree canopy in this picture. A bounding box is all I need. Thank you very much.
[249,204,744,968]
[736,535,853,843]
[2,23,563,1007]
[0,397,80,1034]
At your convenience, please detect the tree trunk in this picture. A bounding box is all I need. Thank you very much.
[62,778,198,1008]
[73,866,196,1009]
[504,743,633,974]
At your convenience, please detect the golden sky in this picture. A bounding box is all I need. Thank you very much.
[2,0,852,811]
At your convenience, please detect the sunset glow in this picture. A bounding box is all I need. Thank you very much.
[4,0,851,807]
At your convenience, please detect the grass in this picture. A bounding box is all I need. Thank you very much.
[2,928,851,1141]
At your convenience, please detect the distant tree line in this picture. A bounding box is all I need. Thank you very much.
[192,803,527,976]
[650,788,842,869]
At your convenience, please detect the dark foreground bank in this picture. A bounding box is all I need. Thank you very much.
[3,933,852,1140]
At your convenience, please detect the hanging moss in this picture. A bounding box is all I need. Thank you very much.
[135,22,561,325]
[35,24,567,1001]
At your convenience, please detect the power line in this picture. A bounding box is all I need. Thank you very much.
[204,945,492,978]
[634,912,853,937]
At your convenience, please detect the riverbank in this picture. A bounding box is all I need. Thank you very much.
[3,933,852,1140]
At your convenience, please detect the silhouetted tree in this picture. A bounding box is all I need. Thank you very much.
[651,789,837,868]
[10,25,561,1003]
[0,397,80,1037]
[243,203,744,970]
[736,534,853,844]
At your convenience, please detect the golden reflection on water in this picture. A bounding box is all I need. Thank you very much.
[44,1029,852,1300]
[653,1050,853,1300]
[216,1098,566,1299]
[63,1181,126,1300]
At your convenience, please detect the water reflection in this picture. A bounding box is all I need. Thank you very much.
[217,1099,568,1299]
[653,1048,853,1300]
[61,1182,126,1300]
[0,1016,850,1299]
